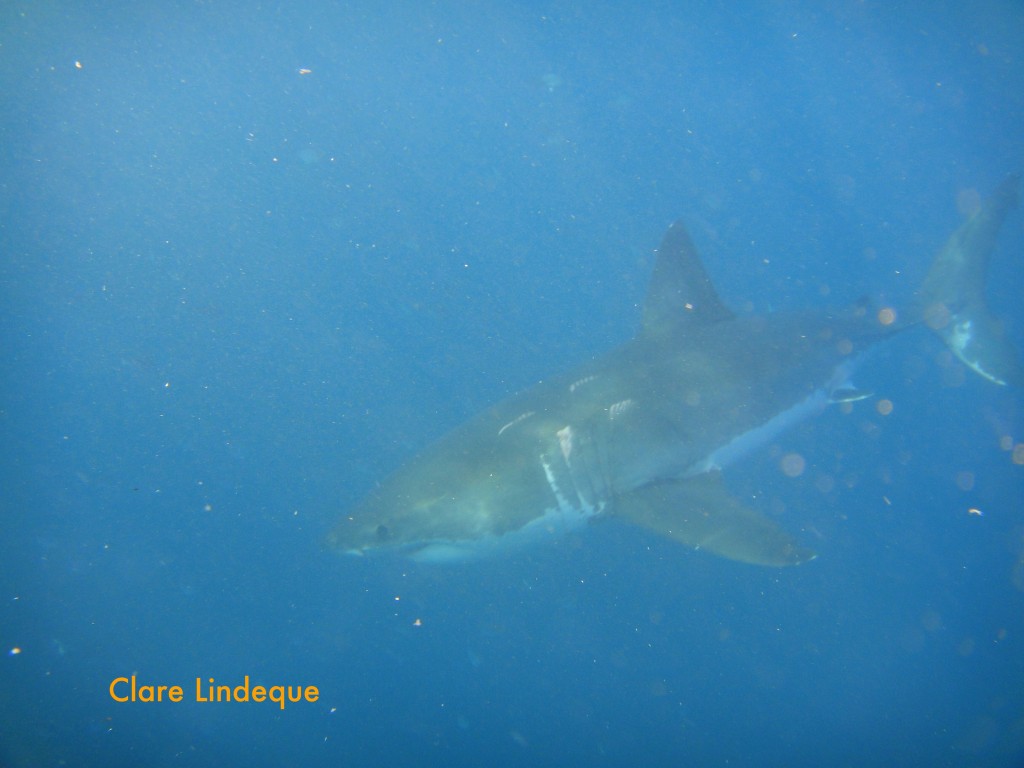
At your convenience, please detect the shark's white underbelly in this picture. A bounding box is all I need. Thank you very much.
[411,497,599,563]
[687,388,831,476]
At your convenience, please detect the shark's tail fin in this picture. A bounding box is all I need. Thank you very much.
[917,174,1022,386]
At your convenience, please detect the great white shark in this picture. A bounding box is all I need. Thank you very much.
[328,176,1021,566]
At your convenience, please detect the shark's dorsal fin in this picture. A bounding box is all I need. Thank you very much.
[642,221,734,335]
[614,474,816,567]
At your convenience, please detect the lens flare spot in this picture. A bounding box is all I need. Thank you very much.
[955,471,975,491]
[780,453,806,478]
[878,307,897,326]
[1013,444,1024,465]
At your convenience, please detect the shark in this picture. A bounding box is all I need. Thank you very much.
[327,176,1021,566]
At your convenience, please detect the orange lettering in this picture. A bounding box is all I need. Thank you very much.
[110,677,130,702]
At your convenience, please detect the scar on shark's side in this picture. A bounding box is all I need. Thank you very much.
[327,175,1021,566]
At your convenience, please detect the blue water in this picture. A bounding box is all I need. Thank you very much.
[2,2,1023,766]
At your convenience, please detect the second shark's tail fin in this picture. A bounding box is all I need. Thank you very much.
[917,174,1022,386]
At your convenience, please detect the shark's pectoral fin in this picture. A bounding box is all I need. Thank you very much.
[615,474,816,567]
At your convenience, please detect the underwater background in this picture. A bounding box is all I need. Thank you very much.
[2,1,1023,766]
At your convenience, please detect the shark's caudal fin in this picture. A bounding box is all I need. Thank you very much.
[918,174,1022,386]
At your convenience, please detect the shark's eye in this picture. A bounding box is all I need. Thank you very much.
[375,524,390,541]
